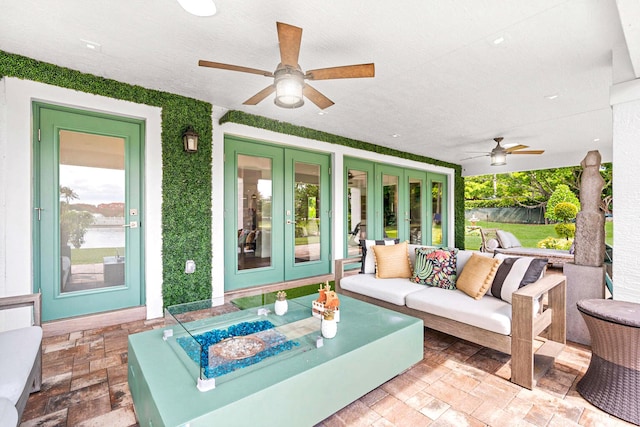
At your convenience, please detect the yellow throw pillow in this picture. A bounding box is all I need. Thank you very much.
[372,241,412,279]
[456,253,501,299]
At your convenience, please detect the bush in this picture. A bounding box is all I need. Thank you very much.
[554,223,576,239]
[554,202,578,223]
[546,184,580,222]
[537,237,573,250]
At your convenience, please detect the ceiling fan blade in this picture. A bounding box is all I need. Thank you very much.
[277,22,303,67]
[510,150,545,155]
[243,85,276,105]
[199,60,273,77]
[505,144,529,153]
[303,84,334,109]
[460,154,489,161]
[306,63,375,80]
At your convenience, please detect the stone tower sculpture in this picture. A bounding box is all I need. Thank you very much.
[574,150,605,267]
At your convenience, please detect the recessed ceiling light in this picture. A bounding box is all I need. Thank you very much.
[177,0,216,16]
[81,39,101,52]
[318,111,327,116]
[545,94,559,100]
[593,138,600,142]
[493,36,505,45]
[391,133,400,138]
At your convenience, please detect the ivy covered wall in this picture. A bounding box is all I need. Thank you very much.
[220,111,465,249]
[0,50,213,307]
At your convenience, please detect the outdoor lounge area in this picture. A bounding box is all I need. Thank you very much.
[3,1,640,427]
[14,297,638,427]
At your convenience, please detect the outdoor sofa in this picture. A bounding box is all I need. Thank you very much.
[335,242,566,389]
[0,294,42,426]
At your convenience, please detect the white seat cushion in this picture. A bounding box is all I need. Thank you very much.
[340,273,425,306]
[0,397,18,427]
[0,326,42,404]
[405,287,513,335]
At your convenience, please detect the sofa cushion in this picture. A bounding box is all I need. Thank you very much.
[406,287,513,335]
[496,230,522,249]
[0,397,18,427]
[361,239,399,274]
[456,253,501,299]
[491,254,548,304]
[0,326,42,404]
[339,273,426,306]
[372,241,412,279]
[411,247,458,289]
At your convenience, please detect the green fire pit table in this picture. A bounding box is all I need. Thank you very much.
[128,294,423,427]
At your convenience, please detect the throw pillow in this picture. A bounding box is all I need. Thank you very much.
[411,247,458,289]
[490,255,548,304]
[360,239,399,274]
[485,238,500,251]
[372,241,412,279]
[456,253,501,299]
[496,230,522,249]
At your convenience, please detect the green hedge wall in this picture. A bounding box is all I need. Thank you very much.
[220,111,466,248]
[0,50,213,307]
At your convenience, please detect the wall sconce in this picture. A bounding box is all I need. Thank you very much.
[182,126,199,153]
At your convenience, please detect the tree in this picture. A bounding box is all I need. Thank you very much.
[546,184,580,222]
[60,185,94,249]
[553,202,578,239]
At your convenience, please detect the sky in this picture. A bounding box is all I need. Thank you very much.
[60,165,124,206]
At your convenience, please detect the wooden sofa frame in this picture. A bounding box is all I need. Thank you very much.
[0,293,42,419]
[335,258,567,389]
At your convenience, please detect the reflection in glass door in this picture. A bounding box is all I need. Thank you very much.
[237,155,273,271]
[59,131,126,292]
[292,162,320,264]
[409,177,423,244]
[346,169,368,258]
[428,173,448,246]
[382,174,399,239]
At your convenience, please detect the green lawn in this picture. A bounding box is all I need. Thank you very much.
[71,247,124,264]
[464,221,613,250]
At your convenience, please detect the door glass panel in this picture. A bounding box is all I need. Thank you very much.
[431,181,443,245]
[294,162,320,264]
[59,130,125,293]
[347,169,367,257]
[409,178,422,244]
[382,174,399,239]
[237,155,272,270]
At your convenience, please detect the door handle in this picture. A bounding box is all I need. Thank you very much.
[123,221,138,228]
[286,220,296,225]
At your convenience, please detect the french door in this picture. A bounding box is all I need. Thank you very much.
[224,137,331,290]
[34,103,144,321]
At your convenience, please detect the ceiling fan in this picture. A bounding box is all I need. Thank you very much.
[198,22,375,110]
[461,137,545,166]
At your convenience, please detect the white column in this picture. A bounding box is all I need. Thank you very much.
[610,78,640,303]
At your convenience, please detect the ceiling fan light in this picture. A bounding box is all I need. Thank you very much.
[177,0,216,17]
[274,68,304,108]
[490,149,507,166]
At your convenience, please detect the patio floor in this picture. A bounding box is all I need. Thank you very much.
[20,303,634,427]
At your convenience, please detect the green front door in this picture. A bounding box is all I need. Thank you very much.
[224,137,331,290]
[34,103,144,321]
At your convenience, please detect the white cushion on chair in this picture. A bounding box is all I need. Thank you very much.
[0,397,18,427]
[0,326,42,404]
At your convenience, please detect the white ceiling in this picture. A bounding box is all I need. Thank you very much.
[1,0,638,176]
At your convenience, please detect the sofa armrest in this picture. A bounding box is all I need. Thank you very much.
[335,258,361,292]
[511,274,566,389]
[0,293,42,326]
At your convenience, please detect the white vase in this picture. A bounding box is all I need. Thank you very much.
[274,299,288,316]
[321,318,337,339]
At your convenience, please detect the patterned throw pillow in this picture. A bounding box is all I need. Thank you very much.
[411,247,459,289]
[490,255,548,303]
[360,239,399,274]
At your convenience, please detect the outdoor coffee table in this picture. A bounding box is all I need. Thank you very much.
[128,294,423,427]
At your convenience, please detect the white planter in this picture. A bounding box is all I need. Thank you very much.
[321,318,337,339]
[274,299,288,316]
